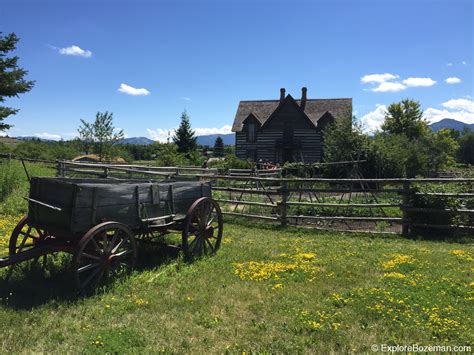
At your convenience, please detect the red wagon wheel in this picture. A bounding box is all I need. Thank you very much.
[73,222,137,294]
[182,197,223,259]
[9,216,49,256]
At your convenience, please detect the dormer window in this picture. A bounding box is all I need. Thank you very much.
[247,122,256,142]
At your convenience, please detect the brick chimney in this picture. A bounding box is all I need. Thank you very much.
[280,88,286,104]
[300,87,307,110]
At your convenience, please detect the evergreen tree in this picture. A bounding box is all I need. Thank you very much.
[173,110,197,153]
[0,33,35,131]
[78,111,124,161]
[213,136,225,157]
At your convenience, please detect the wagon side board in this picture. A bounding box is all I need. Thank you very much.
[28,178,212,236]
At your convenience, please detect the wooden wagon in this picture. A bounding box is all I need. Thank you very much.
[0,177,223,293]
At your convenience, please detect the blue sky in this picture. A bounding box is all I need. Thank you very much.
[1,0,473,141]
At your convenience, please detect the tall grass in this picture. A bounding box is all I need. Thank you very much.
[0,160,55,215]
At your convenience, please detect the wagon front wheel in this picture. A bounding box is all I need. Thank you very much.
[73,222,137,294]
[9,216,49,256]
[182,197,223,259]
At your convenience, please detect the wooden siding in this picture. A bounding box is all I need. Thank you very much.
[236,101,328,164]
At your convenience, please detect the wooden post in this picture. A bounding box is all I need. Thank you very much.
[401,180,411,236]
[280,180,288,227]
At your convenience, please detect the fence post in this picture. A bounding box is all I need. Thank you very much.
[56,161,65,177]
[280,180,288,227]
[401,180,411,236]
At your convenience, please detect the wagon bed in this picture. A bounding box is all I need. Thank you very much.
[27,177,211,235]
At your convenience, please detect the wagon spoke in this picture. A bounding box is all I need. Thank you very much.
[82,252,101,261]
[108,229,121,253]
[112,249,133,260]
[205,237,215,253]
[91,238,104,255]
[80,266,102,290]
[112,233,131,253]
[78,262,100,273]
[188,235,200,252]
[17,234,30,252]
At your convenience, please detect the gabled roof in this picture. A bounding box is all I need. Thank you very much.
[232,96,352,132]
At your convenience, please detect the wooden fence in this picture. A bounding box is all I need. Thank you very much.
[200,175,474,235]
[2,155,473,235]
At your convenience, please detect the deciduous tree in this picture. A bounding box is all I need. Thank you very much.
[78,111,124,161]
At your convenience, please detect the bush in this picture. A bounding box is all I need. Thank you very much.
[409,183,473,237]
[208,154,251,172]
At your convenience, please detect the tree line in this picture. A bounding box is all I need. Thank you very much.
[322,99,474,178]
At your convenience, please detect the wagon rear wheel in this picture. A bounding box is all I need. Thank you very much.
[73,222,137,294]
[182,197,223,259]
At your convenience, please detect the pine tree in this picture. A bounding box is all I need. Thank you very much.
[213,136,224,157]
[173,110,197,153]
[0,33,35,131]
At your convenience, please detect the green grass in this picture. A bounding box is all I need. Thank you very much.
[0,160,472,352]
[0,221,472,353]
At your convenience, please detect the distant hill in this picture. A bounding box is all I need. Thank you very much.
[196,133,235,146]
[118,137,155,145]
[429,119,474,132]
[15,136,54,142]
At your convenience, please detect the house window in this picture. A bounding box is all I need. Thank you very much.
[247,122,256,142]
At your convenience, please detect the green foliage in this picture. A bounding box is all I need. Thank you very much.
[0,142,10,154]
[381,99,429,139]
[213,136,225,157]
[0,33,35,131]
[78,111,124,161]
[173,111,197,153]
[458,130,474,165]
[368,134,430,178]
[410,183,473,237]
[322,115,369,177]
[208,154,252,172]
[13,139,80,160]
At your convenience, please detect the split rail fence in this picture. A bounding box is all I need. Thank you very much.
[2,155,473,235]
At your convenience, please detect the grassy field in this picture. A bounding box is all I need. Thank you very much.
[0,159,473,352]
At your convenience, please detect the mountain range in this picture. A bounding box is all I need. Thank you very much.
[117,134,235,146]
[428,118,474,132]
[10,119,472,145]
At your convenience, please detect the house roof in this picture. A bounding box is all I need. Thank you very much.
[231,96,352,132]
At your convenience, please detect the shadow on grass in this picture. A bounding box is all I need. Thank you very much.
[0,239,182,309]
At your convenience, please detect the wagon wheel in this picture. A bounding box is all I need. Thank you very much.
[8,216,51,270]
[9,216,49,256]
[73,222,137,294]
[182,197,223,259]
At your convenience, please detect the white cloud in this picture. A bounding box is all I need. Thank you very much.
[359,104,387,133]
[58,45,92,58]
[445,77,462,84]
[0,131,6,137]
[402,77,436,87]
[424,98,474,124]
[146,125,232,143]
[446,62,453,67]
[372,82,406,92]
[360,73,399,84]
[181,97,191,101]
[442,98,474,112]
[424,108,474,124]
[462,61,467,65]
[118,83,150,96]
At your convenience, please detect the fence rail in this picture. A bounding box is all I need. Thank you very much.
[2,155,473,235]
